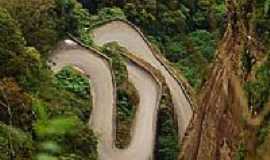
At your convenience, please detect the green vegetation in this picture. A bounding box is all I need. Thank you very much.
[172,30,217,89]
[0,122,33,160]
[89,7,126,28]
[0,69,97,160]
[102,43,128,86]
[0,1,97,159]
[33,99,97,160]
[52,67,92,122]
[116,85,138,148]
[255,0,270,44]
[117,90,136,122]
[235,143,246,160]
[240,1,270,159]
[31,66,96,160]
[257,115,270,145]
[79,7,126,46]
[0,0,92,53]
[245,55,270,111]
[0,7,41,80]
[55,66,90,99]
[155,107,179,160]
[243,54,270,160]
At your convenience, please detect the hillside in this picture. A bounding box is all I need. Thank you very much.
[0,0,270,160]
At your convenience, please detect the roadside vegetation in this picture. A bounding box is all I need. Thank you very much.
[33,98,97,160]
[55,66,91,100]
[115,83,138,148]
[155,95,179,160]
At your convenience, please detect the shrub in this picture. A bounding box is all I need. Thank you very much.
[235,143,246,160]
[0,0,91,54]
[117,89,135,121]
[33,99,97,160]
[0,78,32,132]
[55,66,90,99]
[90,7,126,28]
[244,56,270,111]
[0,7,28,77]
[188,30,217,61]
[155,107,179,160]
[257,124,270,145]
[0,0,59,53]
[165,41,188,63]
[102,43,128,86]
[66,126,97,159]
[245,81,269,110]
[0,122,33,160]
[176,63,203,89]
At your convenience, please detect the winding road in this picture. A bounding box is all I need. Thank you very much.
[92,20,193,137]
[50,41,161,160]
[50,20,193,160]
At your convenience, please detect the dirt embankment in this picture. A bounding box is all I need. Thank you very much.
[180,34,244,160]
[180,1,261,159]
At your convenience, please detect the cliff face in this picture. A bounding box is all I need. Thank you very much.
[180,1,260,159]
[180,30,244,160]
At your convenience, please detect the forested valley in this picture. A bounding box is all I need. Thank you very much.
[0,0,270,160]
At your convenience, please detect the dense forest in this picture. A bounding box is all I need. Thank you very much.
[0,0,269,160]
